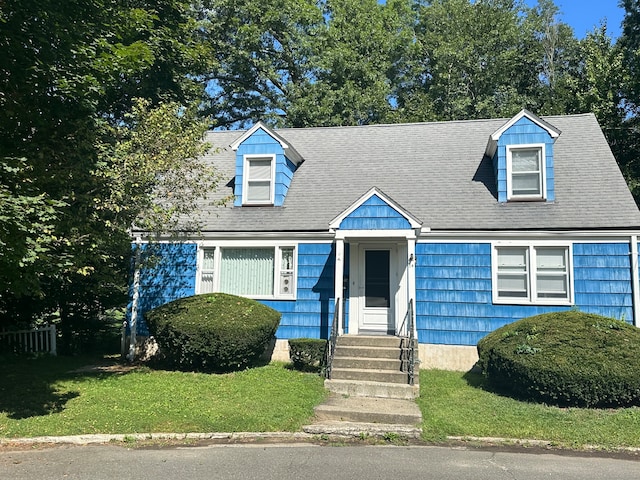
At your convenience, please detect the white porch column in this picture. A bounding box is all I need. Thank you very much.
[631,235,640,327]
[334,238,345,335]
[407,236,417,337]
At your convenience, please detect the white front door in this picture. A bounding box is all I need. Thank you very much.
[358,245,396,334]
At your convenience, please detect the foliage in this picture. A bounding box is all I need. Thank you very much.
[97,98,223,235]
[0,356,326,437]
[477,311,640,408]
[0,0,217,351]
[288,338,327,372]
[145,293,281,373]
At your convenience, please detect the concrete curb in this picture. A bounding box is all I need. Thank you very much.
[447,436,640,454]
[0,432,315,446]
[3,432,640,454]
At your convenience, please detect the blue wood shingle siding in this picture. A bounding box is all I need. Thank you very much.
[494,117,555,203]
[340,195,412,230]
[233,128,296,206]
[130,240,634,346]
[415,242,633,346]
[128,243,197,336]
[263,243,336,339]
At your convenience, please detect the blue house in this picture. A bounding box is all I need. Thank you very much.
[129,110,640,370]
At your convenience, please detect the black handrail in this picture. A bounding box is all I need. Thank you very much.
[322,297,340,379]
[400,299,416,386]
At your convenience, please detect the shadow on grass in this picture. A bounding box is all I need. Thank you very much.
[0,354,128,420]
[462,368,512,398]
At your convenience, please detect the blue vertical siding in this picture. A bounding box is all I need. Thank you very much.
[233,128,297,207]
[262,243,336,339]
[495,116,556,203]
[415,241,633,347]
[340,195,412,230]
[129,243,197,336]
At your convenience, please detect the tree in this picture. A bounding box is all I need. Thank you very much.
[202,0,324,128]
[402,0,539,121]
[0,0,218,351]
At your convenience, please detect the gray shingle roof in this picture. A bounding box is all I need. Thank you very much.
[190,113,640,233]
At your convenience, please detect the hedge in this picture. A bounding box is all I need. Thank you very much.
[145,293,281,373]
[477,310,640,407]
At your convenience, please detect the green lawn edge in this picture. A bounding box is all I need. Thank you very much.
[2,355,640,450]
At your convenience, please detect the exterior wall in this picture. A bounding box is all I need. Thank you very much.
[415,241,633,347]
[262,242,336,340]
[573,243,633,321]
[233,127,296,207]
[129,239,635,362]
[340,194,412,230]
[495,116,555,202]
[129,243,197,336]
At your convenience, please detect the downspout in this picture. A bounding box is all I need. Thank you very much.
[127,236,143,361]
[631,235,640,327]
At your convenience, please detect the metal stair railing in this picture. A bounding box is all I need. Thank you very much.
[322,297,340,379]
[398,299,416,386]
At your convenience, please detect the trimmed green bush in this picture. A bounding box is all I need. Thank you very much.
[477,310,640,408]
[288,338,326,372]
[145,293,281,373]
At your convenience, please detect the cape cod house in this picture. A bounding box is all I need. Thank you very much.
[128,110,640,371]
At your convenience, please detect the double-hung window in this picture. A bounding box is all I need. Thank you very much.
[243,155,275,205]
[507,145,545,200]
[493,244,571,304]
[198,245,296,299]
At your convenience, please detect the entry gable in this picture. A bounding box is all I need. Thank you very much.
[329,187,422,231]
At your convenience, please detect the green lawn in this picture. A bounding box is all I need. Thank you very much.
[3,355,640,450]
[0,355,327,437]
[418,369,640,449]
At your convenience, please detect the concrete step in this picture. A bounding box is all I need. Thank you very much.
[337,335,402,348]
[332,356,402,371]
[325,379,419,399]
[331,367,409,384]
[313,395,422,425]
[334,345,401,359]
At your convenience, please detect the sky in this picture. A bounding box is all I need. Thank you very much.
[525,0,626,39]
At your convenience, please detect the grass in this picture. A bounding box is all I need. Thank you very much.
[0,355,326,438]
[418,369,640,449]
[3,355,640,450]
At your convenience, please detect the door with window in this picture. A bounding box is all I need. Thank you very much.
[359,246,396,333]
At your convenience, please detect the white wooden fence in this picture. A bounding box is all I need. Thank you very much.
[0,325,57,355]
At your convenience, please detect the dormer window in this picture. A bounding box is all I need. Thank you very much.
[486,110,559,204]
[507,144,545,201]
[243,155,275,205]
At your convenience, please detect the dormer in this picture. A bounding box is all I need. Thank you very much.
[230,122,303,207]
[486,110,561,203]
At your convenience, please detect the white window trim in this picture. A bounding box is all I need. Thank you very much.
[491,241,573,305]
[506,143,546,201]
[242,154,276,205]
[196,242,297,300]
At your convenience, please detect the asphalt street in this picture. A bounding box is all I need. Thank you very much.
[1,443,639,480]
